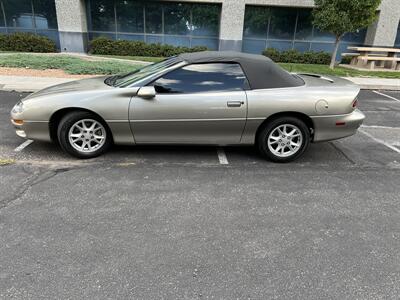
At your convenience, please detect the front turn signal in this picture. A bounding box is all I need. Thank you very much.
[11,119,24,126]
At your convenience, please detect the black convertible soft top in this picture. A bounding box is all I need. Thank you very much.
[178,51,304,90]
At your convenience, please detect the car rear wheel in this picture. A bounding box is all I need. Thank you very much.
[57,111,112,159]
[257,117,310,163]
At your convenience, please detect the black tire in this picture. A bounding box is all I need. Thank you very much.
[57,111,112,159]
[257,116,310,163]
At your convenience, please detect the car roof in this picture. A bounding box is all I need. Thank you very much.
[178,51,273,64]
[177,51,304,89]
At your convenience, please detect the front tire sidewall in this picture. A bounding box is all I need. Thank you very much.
[57,112,112,159]
[258,117,310,163]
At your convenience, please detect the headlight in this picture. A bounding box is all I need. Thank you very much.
[12,101,24,114]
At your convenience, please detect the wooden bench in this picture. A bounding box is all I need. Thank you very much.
[357,56,400,70]
[341,53,360,65]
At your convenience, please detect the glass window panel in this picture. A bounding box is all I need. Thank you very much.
[295,9,313,40]
[164,35,190,47]
[36,29,60,47]
[268,7,297,40]
[342,28,367,43]
[151,63,247,94]
[89,31,116,40]
[32,0,58,29]
[7,28,35,34]
[3,0,34,28]
[146,35,162,44]
[0,5,5,27]
[116,0,144,33]
[312,28,335,42]
[395,22,400,47]
[268,40,293,51]
[294,42,311,52]
[145,2,162,34]
[164,3,191,36]
[88,0,115,32]
[242,39,266,54]
[191,37,218,50]
[191,4,220,37]
[243,6,269,39]
[310,42,335,53]
[117,33,144,41]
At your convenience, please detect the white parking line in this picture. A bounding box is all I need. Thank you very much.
[362,125,400,130]
[217,147,229,165]
[373,91,400,103]
[359,129,400,154]
[14,139,33,152]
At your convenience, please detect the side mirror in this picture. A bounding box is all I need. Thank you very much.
[137,86,156,99]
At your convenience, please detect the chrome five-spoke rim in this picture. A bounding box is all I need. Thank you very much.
[267,124,303,158]
[68,119,106,153]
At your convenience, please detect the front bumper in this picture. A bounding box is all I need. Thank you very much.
[311,109,365,142]
[11,119,51,142]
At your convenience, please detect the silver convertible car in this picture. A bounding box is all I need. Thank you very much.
[11,51,365,162]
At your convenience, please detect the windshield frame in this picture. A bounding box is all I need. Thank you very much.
[111,57,184,88]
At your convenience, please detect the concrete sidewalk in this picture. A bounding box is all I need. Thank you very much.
[0,74,399,92]
[0,75,81,92]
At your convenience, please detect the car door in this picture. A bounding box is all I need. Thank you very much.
[129,62,248,144]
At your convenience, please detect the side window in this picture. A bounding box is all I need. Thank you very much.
[150,63,248,94]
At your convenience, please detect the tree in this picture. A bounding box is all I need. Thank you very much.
[312,0,381,69]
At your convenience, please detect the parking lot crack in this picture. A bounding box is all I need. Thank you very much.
[330,142,356,165]
[0,168,71,210]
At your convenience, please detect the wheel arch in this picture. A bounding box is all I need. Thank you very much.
[255,111,314,144]
[49,107,113,143]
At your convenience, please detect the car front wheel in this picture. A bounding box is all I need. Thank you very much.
[57,111,112,159]
[257,117,310,163]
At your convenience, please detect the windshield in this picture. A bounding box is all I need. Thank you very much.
[107,57,181,88]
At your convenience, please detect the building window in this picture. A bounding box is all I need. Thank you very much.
[242,5,367,59]
[86,0,221,50]
[0,0,59,45]
[395,20,400,48]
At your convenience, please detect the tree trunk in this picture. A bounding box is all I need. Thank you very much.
[330,36,341,69]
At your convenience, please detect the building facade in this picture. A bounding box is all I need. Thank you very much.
[1,0,400,58]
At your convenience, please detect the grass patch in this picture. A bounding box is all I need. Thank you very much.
[1,53,399,78]
[92,54,164,63]
[0,54,141,75]
[280,63,400,79]
[0,158,15,166]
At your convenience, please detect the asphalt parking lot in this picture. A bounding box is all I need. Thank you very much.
[1,89,400,299]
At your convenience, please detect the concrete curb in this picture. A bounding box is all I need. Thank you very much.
[345,77,400,91]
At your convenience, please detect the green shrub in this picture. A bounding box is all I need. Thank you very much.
[0,32,56,53]
[262,48,281,62]
[262,48,331,65]
[89,37,208,57]
[340,56,352,65]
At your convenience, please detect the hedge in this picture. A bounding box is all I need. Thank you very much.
[89,37,208,57]
[0,32,56,53]
[262,48,331,65]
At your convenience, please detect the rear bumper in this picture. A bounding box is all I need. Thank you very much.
[311,109,365,142]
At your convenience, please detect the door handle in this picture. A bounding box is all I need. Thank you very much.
[227,101,244,107]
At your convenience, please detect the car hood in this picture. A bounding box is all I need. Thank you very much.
[23,76,113,101]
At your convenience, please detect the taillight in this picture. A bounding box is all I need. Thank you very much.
[352,99,358,108]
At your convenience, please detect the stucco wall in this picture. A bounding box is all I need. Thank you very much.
[55,0,88,52]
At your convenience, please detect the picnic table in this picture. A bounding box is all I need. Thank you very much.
[344,46,400,70]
